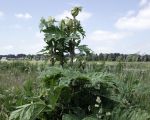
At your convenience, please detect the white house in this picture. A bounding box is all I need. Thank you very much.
[1,57,8,62]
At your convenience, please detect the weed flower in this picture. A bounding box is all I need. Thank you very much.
[106,112,111,116]
[95,104,99,107]
[96,96,101,104]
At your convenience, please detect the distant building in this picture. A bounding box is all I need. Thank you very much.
[1,57,8,61]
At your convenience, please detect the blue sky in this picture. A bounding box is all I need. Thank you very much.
[0,0,150,55]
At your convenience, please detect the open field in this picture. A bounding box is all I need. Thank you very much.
[1,60,150,88]
[0,60,150,120]
[0,61,48,89]
[1,1,150,119]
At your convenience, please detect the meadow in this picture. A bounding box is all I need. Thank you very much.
[0,60,150,120]
[1,5,150,120]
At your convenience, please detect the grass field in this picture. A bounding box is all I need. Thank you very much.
[0,60,150,120]
[0,60,51,89]
[1,60,150,88]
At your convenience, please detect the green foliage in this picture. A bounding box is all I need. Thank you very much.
[0,61,38,89]
[6,66,117,119]
[39,6,90,67]
[71,7,82,18]
[1,5,150,120]
[0,61,150,120]
[0,87,23,120]
[9,102,46,120]
[62,114,80,120]
[111,107,150,120]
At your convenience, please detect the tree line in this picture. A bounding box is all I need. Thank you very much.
[1,7,150,63]
[0,54,44,60]
[1,53,150,62]
[87,53,150,62]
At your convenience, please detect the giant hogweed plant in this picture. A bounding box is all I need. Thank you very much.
[39,7,91,67]
[8,67,117,120]
[1,5,150,120]
[7,66,150,120]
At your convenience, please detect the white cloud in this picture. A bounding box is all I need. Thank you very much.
[115,1,150,30]
[56,10,92,22]
[92,46,115,54]
[15,13,32,19]
[84,30,130,53]
[3,45,14,50]
[0,45,14,54]
[0,11,4,17]
[2,33,45,54]
[34,32,45,52]
[126,10,135,17]
[88,30,128,42]
[139,0,149,6]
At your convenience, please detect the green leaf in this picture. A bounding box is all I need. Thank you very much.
[9,102,46,120]
[62,114,80,120]
[82,116,98,120]
[71,7,82,18]
[48,85,65,109]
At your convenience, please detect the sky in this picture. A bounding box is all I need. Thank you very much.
[0,0,150,55]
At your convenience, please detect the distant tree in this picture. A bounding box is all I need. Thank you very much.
[99,53,104,61]
[103,54,108,61]
[16,54,26,58]
[7,54,16,58]
[116,56,123,62]
[143,55,149,62]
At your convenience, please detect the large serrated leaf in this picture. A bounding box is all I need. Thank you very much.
[62,114,80,120]
[9,102,46,120]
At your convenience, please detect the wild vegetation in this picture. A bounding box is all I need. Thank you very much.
[39,6,91,67]
[0,6,150,120]
[0,61,150,120]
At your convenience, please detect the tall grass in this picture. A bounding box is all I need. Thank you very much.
[0,61,150,120]
[0,61,48,89]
